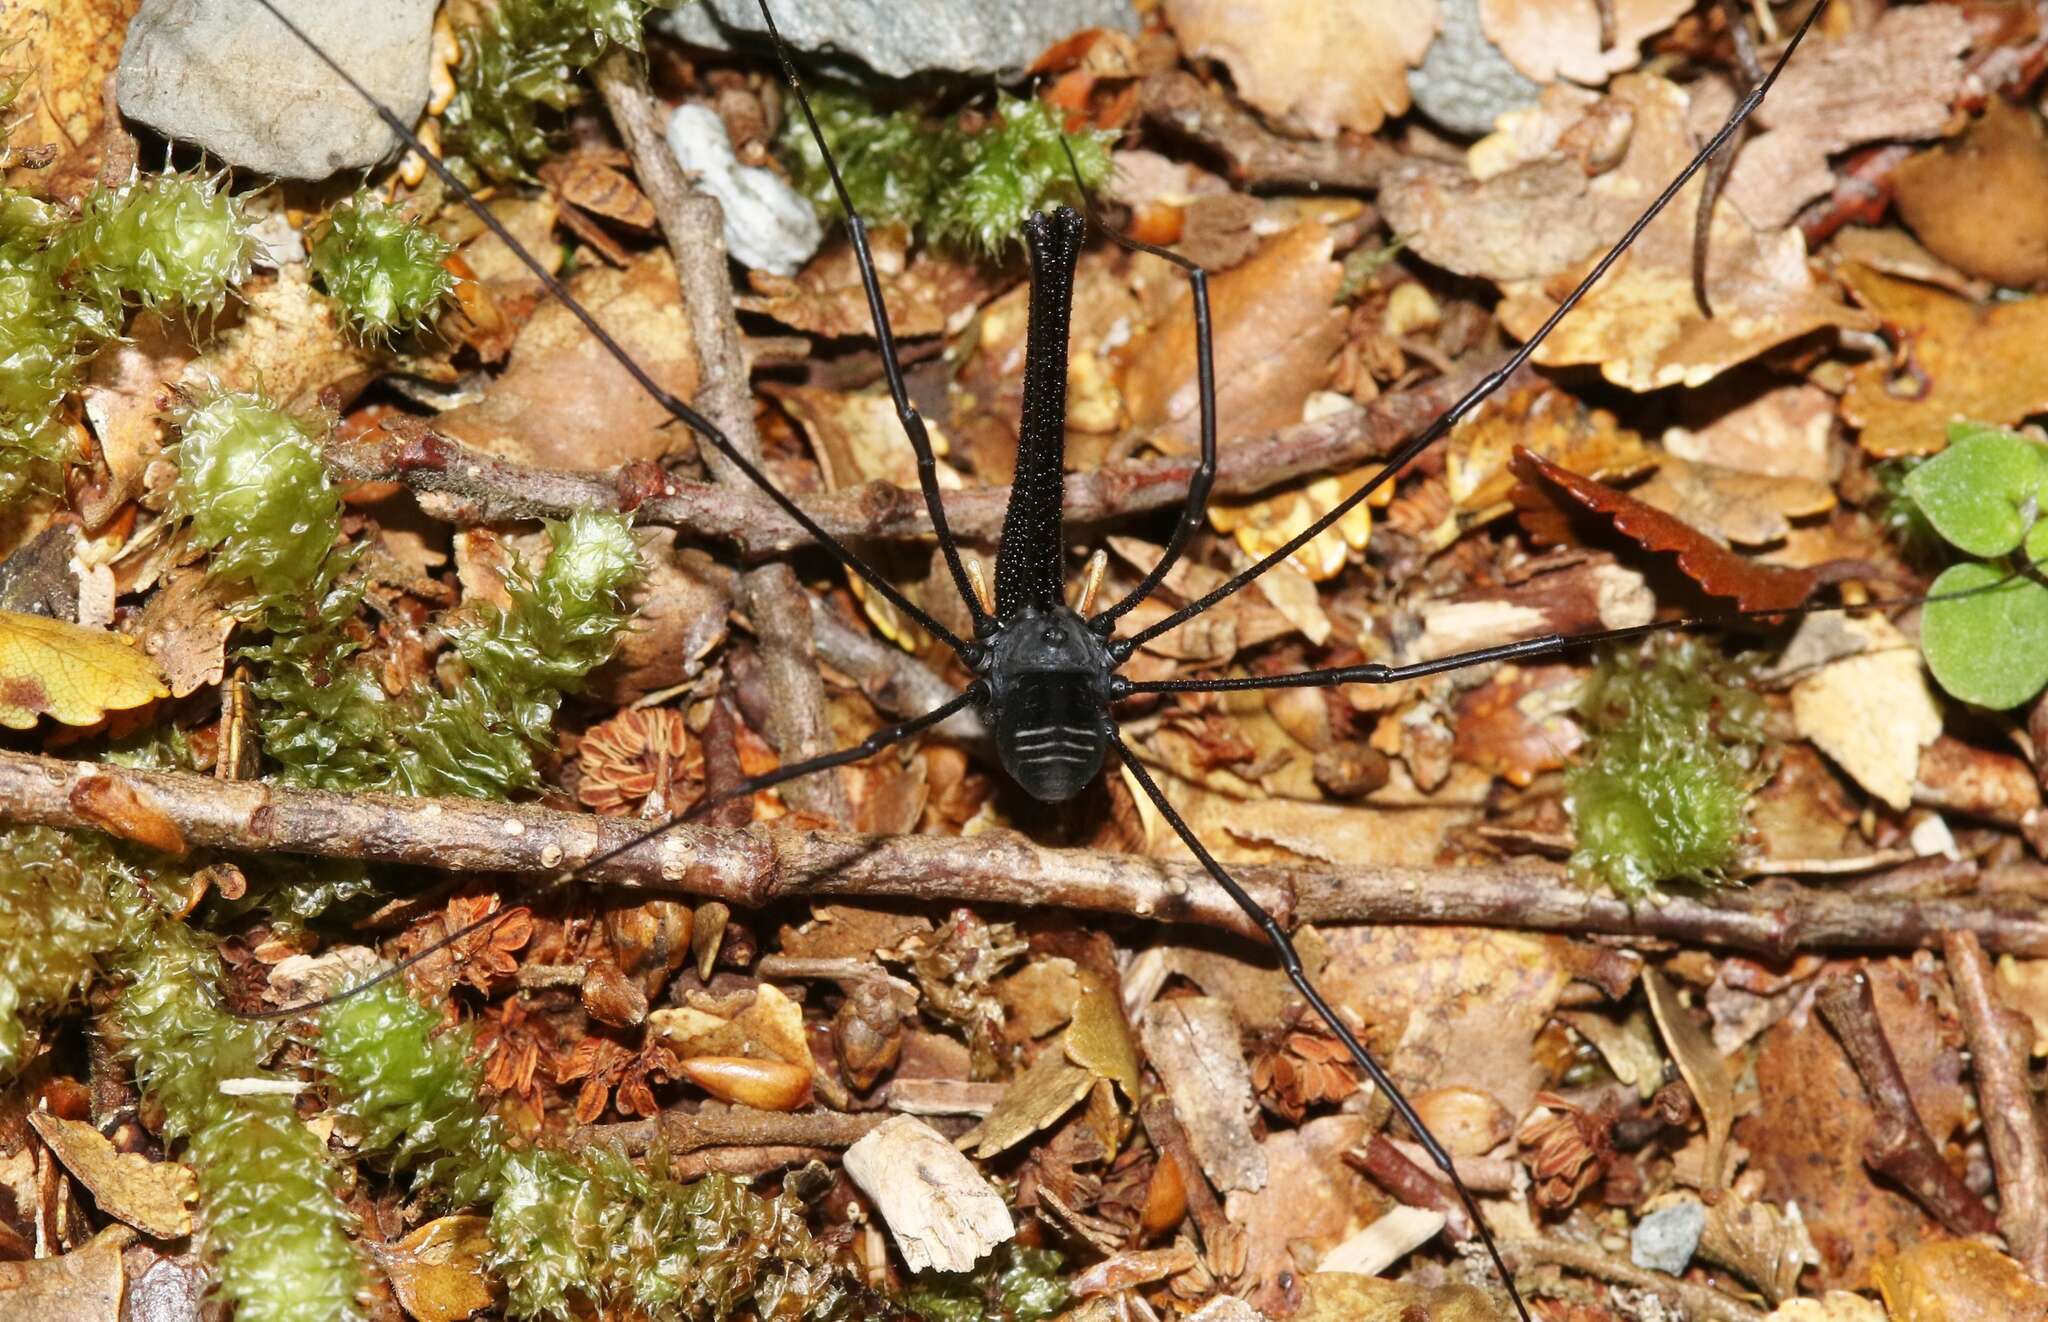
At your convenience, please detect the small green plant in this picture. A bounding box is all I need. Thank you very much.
[1898,422,2048,709]
[309,196,456,340]
[1566,639,1769,900]
[0,828,132,1076]
[443,0,653,184]
[904,1241,1069,1322]
[171,389,343,600]
[780,86,1113,258]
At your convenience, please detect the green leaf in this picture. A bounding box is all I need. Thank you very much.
[1921,561,2048,709]
[1902,425,2048,558]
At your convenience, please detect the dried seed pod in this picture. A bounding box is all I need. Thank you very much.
[580,960,648,1028]
[1139,1152,1186,1239]
[1410,1086,1513,1159]
[677,1055,812,1112]
[833,980,904,1092]
[604,898,692,1000]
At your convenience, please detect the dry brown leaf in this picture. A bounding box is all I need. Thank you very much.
[1494,76,1873,391]
[1559,1005,1664,1101]
[1790,614,1942,813]
[372,1214,499,1322]
[1724,6,1971,232]
[181,269,376,414]
[1064,969,1140,1104]
[438,249,700,469]
[1207,465,1381,584]
[79,314,194,530]
[1121,221,1348,456]
[1380,156,1600,282]
[0,609,166,729]
[738,230,999,338]
[539,154,654,229]
[133,568,236,700]
[1226,1115,1386,1316]
[0,1223,131,1315]
[1629,453,1835,549]
[1443,386,1653,529]
[28,1113,193,1239]
[1,0,139,191]
[1700,1193,1820,1306]
[1162,0,1438,139]
[966,1045,1096,1159]
[1644,966,1734,1188]
[1664,382,1836,483]
[1839,263,2048,459]
[1140,998,1265,1194]
[651,984,814,1071]
[1296,1272,1498,1322]
[843,1115,1014,1274]
[1480,0,1688,86]
[1874,1240,2048,1322]
[1767,1295,1887,1322]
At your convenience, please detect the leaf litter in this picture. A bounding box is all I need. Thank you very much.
[3,2,2048,1321]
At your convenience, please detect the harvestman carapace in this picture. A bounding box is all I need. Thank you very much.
[246,1,1830,1314]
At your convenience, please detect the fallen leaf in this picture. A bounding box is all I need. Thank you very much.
[1628,452,1836,549]
[1379,156,1600,283]
[1443,386,1654,531]
[1644,967,1735,1188]
[133,568,236,700]
[1839,264,2048,459]
[1874,1240,2048,1322]
[1227,1116,1385,1315]
[1700,1193,1819,1306]
[1064,969,1140,1104]
[843,1115,1014,1274]
[1071,1243,1200,1297]
[28,1113,193,1239]
[1664,382,1837,483]
[438,249,700,470]
[370,1215,499,1322]
[0,609,167,728]
[180,268,376,414]
[1140,998,1265,1194]
[79,314,194,530]
[737,230,999,338]
[966,1045,1096,1160]
[1767,1295,1888,1322]
[1790,613,1943,813]
[1513,447,1822,612]
[1724,6,1972,232]
[1450,662,1583,787]
[1559,1005,1664,1101]
[68,773,185,855]
[0,0,139,191]
[539,154,654,228]
[1479,0,1688,86]
[1,1223,130,1314]
[1162,0,1439,139]
[1494,76,1873,391]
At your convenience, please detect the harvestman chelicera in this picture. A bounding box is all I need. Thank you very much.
[244,1,1830,1314]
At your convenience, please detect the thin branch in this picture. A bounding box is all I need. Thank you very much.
[323,357,1503,554]
[595,53,846,823]
[1945,930,2048,1280]
[578,1104,890,1157]
[1815,970,1999,1237]
[10,752,2048,957]
[1503,1237,1765,1322]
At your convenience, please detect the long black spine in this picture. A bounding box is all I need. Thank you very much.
[994,208,1085,616]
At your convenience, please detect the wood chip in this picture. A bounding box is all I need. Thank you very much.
[841,1115,1014,1274]
[1141,997,1267,1194]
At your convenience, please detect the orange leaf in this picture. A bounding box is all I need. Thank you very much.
[1510,448,1819,614]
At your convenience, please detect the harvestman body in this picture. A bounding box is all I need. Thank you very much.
[246,2,1831,1315]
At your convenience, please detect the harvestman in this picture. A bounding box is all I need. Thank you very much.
[245,1,1830,1314]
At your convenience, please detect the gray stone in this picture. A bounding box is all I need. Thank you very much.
[118,0,436,180]
[660,0,1139,81]
[1631,1199,1707,1276]
[1408,0,1542,138]
[665,103,821,275]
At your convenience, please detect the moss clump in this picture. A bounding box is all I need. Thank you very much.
[0,173,252,499]
[0,828,134,1076]
[443,0,653,185]
[904,1242,1069,1322]
[118,893,363,1322]
[309,196,456,340]
[780,87,1113,258]
[1566,639,1768,900]
[170,389,343,601]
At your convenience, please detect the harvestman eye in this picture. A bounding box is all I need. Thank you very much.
[239,2,1835,1316]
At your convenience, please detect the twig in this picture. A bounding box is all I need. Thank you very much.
[1945,931,2048,1280]
[322,357,1503,554]
[1815,970,1999,1237]
[668,1145,835,1180]
[805,594,985,747]
[594,53,845,824]
[1503,1237,1765,1322]
[1349,1133,1468,1239]
[9,753,2048,955]
[1136,70,1396,192]
[1139,1096,1234,1272]
[579,1104,889,1157]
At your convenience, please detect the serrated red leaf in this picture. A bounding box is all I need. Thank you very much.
[1510,447,1820,614]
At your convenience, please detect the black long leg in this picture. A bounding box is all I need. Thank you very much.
[1112,0,1827,662]
[1108,726,1531,1321]
[1086,231,1217,631]
[235,687,982,1020]
[752,0,990,636]
[251,0,974,659]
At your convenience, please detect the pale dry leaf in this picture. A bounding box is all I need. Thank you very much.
[737,231,998,339]
[773,384,963,493]
[28,1113,193,1239]
[372,1214,499,1322]
[1664,382,1836,483]
[1316,1205,1447,1277]
[180,268,376,413]
[438,249,700,469]
[1162,0,1439,139]
[1380,156,1600,282]
[0,0,138,190]
[1480,0,1690,86]
[0,609,167,728]
[1765,1295,1886,1322]
[842,1115,1014,1273]
[80,314,194,529]
[133,568,236,700]
[1644,967,1734,1189]
[1064,969,1140,1103]
[1226,1116,1382,1315]
[965,1045,1096,1159]
[0,1223,132,1315]
[1494,76,1873,391]
[1140,997,1266,1194]
[1722,6,1972,231]
[1790,613,1942,812]
[1628,453,1836,549]
[1559,1006,1664,1101]
[1995,955,2048,1056]
[1296,1273,1499,1322]
[1699,1193,1819,1306]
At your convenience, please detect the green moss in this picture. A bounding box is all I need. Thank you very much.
[309,196,456,340]
[443,0,653,185]
[56,172,254,323]
[0,828,135,1076]
[1566,640,1768,900]
[171,389,342,601]
[118,898,363,1322]
[904,1242,1069,1322]
[780,86,1113,258]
